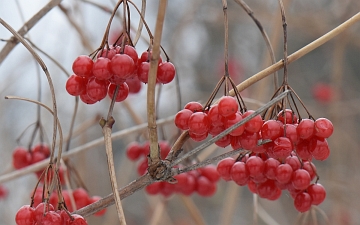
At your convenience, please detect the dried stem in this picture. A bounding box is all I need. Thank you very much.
[133,0,146,45]
[147,0,168,165]
[0,19,59,166]
[0,0,62,64]
[229,12,360,96]
[278,0,288,84]
[222,0,229,76]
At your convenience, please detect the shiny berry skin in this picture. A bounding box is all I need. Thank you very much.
[69,214,88,225]
[257,179,278,199]
[123,45,138,65]
[303,161,317,181]
[80,93,97,104]
[218,96,238,117]
[294,192,312,212]
[275,163,293,184]
[86,78,108,101]
[243,110,263,133]
[15,205,35,225]
[277,109,298,124]
[189,131,208,142]
[137,62,150,83]
[108,83,129,102]
[72,55,94,78]
[12,147,32,169]
[285,155,301,171]
[284,124,298,145]
[109,75,126,85]
[207,105,224,127]
[66,75,87,96]
[139,50,162,64]
[92,57,113,80]
[184,102,203,113]
[292,169,311,190]
[245,156,265,178]
[188,112,211,135]
[111,54,135,79]
[272,137,293,159]
[126,77,142,94]
[307,183,326,205]
[264,158,280,180]
[34,202,55,222]
[157,61,176,84]
[225,113,245,136]
[295,139,313,161]
[230,161,249,186]
[214,134,231,147]
[309,137,330,161]
[297,119,315,139]
[174,109,193,130]
[239,131,259,150]
[314,118,333,138]
[261,120,283,141]
[217,157,235,181]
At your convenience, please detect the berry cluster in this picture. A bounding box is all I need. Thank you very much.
[32,187,106,216]
[66,46,176,104]
[15,203,87,225]
[125,141,221,197]
[12,143,50,170]
[217,155,326,212]
[146,165,220,197]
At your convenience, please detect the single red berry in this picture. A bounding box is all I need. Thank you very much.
[184,102,203,113]
[277,109,298,124]
[264,158,280,180]
[125,77,142,94]
[218,96,238,117]
[294,192,312,212]
[295,139,313,161]
[247,180,258,194]
[246,156,265,178]
[225,113,245,136]
[272,137,293,159]
[314,118,333,138]
[285,155,301,171]
[198,165,220,183]
[257,179,278,199]
[137,62,150,83]
[73,188,90,209]
[97,47,117,59]
[126,142,143,161]
[284,124,298,145]
[86,77,108,101]
[174,109,193,130]
[38,210,62,225]
[309,137,330,161]
[214,134,231,148]
[239,131,260,150]
[137,158,148,175]
[196,176,217,197]
[12,147,32,169]
[275,163,293,184]
[307,183,326,205]
[230,161,249,186]
[123,45,138,65]
[189,131,208,142]
[297,119,315,139]
[66,75,87,96]
[92,57,113,80]
[188,112,211,135]
[217,158,235,181]
[15,205,35,225]
[31,151,46,166]
[111,54,135,79]
[207,105,224,127]
[243,110,263,133]
[261,120,283,141]
[72,55,94,78]
[145,182,163,195]
[292,169,311,190]
[303,161,317,181]
[69,214,88,225]
[108,83,129,102]
[34,202,55,222]
[160,182,176,197]
[80,93,97,104]
[157,61,176,84]
[139,50,162,64]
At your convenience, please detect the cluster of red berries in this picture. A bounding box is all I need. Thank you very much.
[32,187,106,216]
[217,154,326,212]
[66,45,176,104]
[15,203,87,225]
[125,140,221,197]
[146,165,220,197]
[12,143,50,170]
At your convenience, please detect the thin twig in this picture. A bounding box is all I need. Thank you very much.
[278,0,288,84]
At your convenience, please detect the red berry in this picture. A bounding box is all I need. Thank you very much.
[314,118,333,138]
[12,147,32,169]
[275,163,293,184]
[294,192,312,212]
[123,45,138,65]
[145,182,163,195]
[295,139,313,161]
[264,158,280,180]
[79,93,97,104]
[214,134,231,148]
[257,179,278,199]
[199,165,220,183]
[261,120,283,141]
[239,131,259,150]
[69,214,88,225]
[309,137,330,161]
[137,158,148,175]
[307,183,326,205]
[207,105,224,127]
[189,131,208,142]
[159,140,171,160]
[157,61,176,84]
[174,109,193,130]
[284,124,298,145]
[137,62,150,83]
[243,110,263,133]
[303,161,317,181]
[224,113,245,136]
[125,77,142,94]
[272,137,293,159]
[246,156,265,178]
[92,57,113,80]
[292,169,311,190]
[230,161,249,186]
[86,77,108,101]
[277,109,298,124]
[66,75,87,96]
[297,119,315,140]
[15,205,35,225]
[188,112,210,135]
[72,55,94,78]
[38,210,62,225]
[97,48,117,59]
[73,188,90,209]
[34,202,55,222]
[218,96,238,117]
[196,176,217,197]
[184,102,203,113]
[32,143,50,158]
[285,155,301,171]
[139,50,162,64]
[111,54,135,79]
[108,83,129,102]
[126,142,143,161]
[217,158,235,181]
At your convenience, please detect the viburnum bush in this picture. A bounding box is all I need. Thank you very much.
[2,0,360,225]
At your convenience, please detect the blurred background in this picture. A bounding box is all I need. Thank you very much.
[0,0,360,224]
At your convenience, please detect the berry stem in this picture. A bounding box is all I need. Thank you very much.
[222,0,229,77]
[278,0,288,85]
